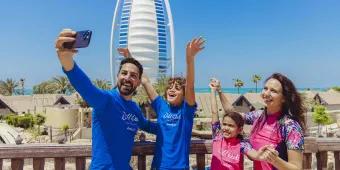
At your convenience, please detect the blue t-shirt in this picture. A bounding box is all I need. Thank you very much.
[150,96,197,169]
[64,63,155,170]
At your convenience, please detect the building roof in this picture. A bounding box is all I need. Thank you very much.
[0,95,34,113]
[195,93,240,114]
[0,98,15,113]
[301,91,318,100]
[316,91,340,105]
[240,93,265,110]
[0,94,78,113]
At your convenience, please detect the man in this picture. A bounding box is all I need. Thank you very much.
[55,28,155,170]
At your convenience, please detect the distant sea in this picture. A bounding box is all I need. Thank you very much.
[194,87,328,94]
[22,87,328,95]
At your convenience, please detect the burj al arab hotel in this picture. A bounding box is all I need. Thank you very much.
[110,0,175,84]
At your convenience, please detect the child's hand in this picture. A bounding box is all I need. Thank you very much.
[186,37,205,63]
[117,48,132,58]
[141,74,150,85]
[209,78,221,92]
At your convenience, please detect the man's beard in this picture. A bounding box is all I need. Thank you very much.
[117,79,137,96]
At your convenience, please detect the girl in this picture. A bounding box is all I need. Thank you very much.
[209,79,270,170]
[212,74,305,170]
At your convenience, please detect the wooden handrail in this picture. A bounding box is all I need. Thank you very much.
[0,144,91,158]
[0,137,340,170]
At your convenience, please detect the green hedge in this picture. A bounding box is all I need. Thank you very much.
[5,113,36,129]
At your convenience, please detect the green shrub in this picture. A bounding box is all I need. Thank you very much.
[332,86,340,92]
[5,114,18,126]
[17,114,34,129]
[61,124,70,137]
[5,114,35,129]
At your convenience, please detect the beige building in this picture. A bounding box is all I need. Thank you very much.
[0,93,95,139]
[44,105,80,129]
[0,94,82,128]
[0,94,78,114]
[313,91,340,111]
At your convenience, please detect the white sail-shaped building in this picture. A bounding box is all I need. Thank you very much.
[110,0,175,83]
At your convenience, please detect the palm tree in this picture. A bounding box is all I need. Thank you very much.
[154,76,169,97]
[0,78,19,96]
[233,78,244,94]
[93,79,111,90]
[133,76,169,106]
[133,76,169,119]
[33,81,57,94]
[51,76,74,94]
[252,74,262,93]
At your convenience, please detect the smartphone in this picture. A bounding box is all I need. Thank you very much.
[63,30,92,49]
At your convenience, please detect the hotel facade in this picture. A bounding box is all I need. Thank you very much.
[110,0,175,83]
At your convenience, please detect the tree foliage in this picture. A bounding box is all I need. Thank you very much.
[331,86,340,92]
[5,113,35,129]
[0,78,19,96]
[33,76,74,94]
[312,105,332,135]
[61,124,70,137]
[252,74,262,93]
[34,113,46,134]
[233,78,244,94]
[93,79,112,90]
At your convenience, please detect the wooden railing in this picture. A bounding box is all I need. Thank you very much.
[0,137,339,170]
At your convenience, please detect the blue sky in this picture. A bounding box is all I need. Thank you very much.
[0,0,339,89]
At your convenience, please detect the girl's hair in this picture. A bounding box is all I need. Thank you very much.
[164,77,186,99]
[251,73,306,136]
[222,111,245,139]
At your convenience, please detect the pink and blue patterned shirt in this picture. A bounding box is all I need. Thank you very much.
[245,110,304,170]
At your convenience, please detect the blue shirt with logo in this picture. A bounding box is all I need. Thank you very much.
[150,96,197,169]
[64,63,155,170]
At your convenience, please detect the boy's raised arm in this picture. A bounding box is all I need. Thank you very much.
[185,37,205,106]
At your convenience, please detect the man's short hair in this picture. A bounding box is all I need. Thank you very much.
[118,57,143,79]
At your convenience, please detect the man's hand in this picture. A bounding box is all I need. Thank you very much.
[55,29,78,58]
[117,48,132,58]
[55,28,78,71]
[186,37,205,64]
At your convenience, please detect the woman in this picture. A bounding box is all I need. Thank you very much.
[211,73,305,170]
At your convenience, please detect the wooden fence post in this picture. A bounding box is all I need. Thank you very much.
[33,158,45,170]
[11,158,24,170]
[196,154,205,170]
[54,157,65,170]
[138,155,146,170]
